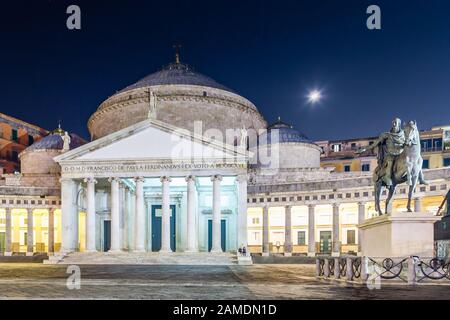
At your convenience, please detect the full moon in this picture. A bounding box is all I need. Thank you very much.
[307,90,322,104]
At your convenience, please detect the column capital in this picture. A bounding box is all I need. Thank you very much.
[308,204,316,209]
[285,204,292,210]
[332,202,340,208]
[84,177,97,184]
[357,201,366,207]
[134,177,145,183]
[26,208,33,214]
[108,177,121,184]
[160,176,172,183]
[185,175,196,182]
[211,174,223,182]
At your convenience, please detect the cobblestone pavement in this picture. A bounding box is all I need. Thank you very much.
[0,263,448,300]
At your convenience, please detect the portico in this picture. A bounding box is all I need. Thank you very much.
[54,119,249,255]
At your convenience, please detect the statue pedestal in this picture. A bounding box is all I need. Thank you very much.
[358,212,440,258]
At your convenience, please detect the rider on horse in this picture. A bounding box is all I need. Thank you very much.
[357,118,406,186]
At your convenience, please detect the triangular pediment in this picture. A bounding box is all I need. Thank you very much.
[54,119,248,164]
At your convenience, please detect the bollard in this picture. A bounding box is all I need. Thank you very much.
[360,256,369,283]
[407,256,417,285]
[334,257,340,279]
[316,258,321,277]
[346,257,354,281]
[324,258,330,278]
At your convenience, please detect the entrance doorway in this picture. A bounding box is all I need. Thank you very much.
[151,205,176,252]
[207,219,226,252]
[320,231,332,254]
[103,220,111,252]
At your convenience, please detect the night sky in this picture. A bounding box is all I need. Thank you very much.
[1,0,449,141]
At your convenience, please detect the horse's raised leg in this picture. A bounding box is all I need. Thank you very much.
[385,184,396,214]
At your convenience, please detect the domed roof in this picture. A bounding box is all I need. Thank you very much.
[117,61,234,94]
[259,117,311,145]
[25,127,86,152]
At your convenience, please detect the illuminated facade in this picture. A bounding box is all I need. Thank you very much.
[0,112,47,174]
[0,57,449,260]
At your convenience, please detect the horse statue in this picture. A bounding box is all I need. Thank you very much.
[357,119,426,215]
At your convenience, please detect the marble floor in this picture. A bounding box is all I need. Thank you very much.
[0,263,448,300]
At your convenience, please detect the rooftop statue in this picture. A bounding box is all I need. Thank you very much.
[62,131,71,152]
[356,118,427,215]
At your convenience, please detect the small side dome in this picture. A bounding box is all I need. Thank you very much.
[259,117,311,145]
[20,126,86,175]
[25,127,85,152]
[256,117,322,169]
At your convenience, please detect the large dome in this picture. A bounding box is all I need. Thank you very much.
[88,59,267,140]
[118,62,234,94]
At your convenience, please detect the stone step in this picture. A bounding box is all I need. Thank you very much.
[49,252,248,265]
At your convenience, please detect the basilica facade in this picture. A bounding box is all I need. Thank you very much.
[0,57,449,260]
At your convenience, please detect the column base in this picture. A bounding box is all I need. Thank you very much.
[331,252,340,257]
[159,249,173,254]
[307,252,316,257]
[262,252,270,257]
[4,252,12,256]
[133,249,146,253]
[108,249,122,254]
[184,249,199,253]
[84,250,98,253]
[284,252,292,257]
[26,252,34,257]
[210,249,223,254]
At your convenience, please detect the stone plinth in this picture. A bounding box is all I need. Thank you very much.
[358,212,440,258]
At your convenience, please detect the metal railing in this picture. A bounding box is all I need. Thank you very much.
[316,256,450,284]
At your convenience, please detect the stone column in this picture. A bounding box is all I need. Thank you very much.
[211,175,223,253]
[109,177,121,252]
[357,202,366,256]
[5,208,12,256]
[262,205,270,256]
[48,208,55,253]
[124,187,131,251]
[237,174,248,251]
[414,197,422,213]
[85,177,97,252]
[332,203,340,257]
[308,204,316,257]
[284,205,292,256]
[134,177,145,252]
[26,208,33,256]
[186,175,197,252]
[61,178,78,253]
[160,176,172,253]
[119,183,127,250]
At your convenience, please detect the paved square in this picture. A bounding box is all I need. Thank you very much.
[0,263,448,300]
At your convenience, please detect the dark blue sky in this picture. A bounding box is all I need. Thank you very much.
[1,0,449,140]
